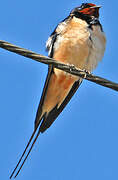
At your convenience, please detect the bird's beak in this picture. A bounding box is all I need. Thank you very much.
[90,5,101,9]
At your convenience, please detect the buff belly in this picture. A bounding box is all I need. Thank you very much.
[42,17,106,113]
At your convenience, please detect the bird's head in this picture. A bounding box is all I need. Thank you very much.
[70,3,101,19]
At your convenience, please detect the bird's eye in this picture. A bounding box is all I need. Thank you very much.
[77,7,81,11]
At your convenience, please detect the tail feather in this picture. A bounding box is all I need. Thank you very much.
[13,129,41,178]
[10,118,42,179]
[10,69,82,178]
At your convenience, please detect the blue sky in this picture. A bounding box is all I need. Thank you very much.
[0,0,118,180]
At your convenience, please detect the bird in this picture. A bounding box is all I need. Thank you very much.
[10,3,106,178]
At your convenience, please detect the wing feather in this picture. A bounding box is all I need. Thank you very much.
[35,17,82,132]
[39,78,82,133]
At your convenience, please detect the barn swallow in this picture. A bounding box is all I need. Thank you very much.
[10,3,106,178]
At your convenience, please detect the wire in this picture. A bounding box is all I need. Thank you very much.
[0,40,118,92]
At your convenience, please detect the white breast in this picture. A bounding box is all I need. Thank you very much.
[85,25,106,71]
[46,17,106,73]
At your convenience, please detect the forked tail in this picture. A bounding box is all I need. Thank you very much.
[10,126,40,179]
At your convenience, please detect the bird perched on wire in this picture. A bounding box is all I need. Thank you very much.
[10,3,106,178]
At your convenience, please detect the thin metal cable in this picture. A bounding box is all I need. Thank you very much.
[0,40,118,92]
